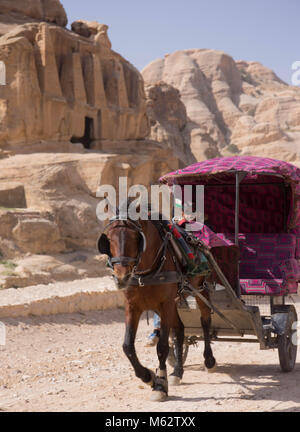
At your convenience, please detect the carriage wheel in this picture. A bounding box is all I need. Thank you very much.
[167,337,189,368]
[278,305,297,373]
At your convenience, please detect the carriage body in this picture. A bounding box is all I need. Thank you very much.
[161,156,299,370]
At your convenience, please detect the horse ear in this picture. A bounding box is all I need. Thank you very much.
[138,232,147,253]
[97,233,111,256]
[105,197,119,219]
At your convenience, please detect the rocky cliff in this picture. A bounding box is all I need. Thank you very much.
[145,81,195,165]
[143,49,300,163]
[0,7,148,149]
[0,0,67,34]
[1,3,300,289]
[0,0,180,288]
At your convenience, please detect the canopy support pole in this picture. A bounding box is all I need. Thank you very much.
[235,171,247,297]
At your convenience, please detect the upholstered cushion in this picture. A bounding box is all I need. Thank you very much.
[192,229,299,295]
[217,233,299,295]
[217,233,296,278]
[279,258,300,281]
[295,235,300,259]
[240,278,298,295]
[240,279,283,295]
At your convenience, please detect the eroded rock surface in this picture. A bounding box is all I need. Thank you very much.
[145,81,195,165]
[0,2,180,288]
[0,17,148,148]
[0,0,67,35]
[0,144,179,287]
[2,5,300,290]
[142,49,300,162]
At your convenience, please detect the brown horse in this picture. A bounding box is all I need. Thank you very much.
[98,212,216,401]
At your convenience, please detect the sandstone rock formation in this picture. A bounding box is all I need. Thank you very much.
[145,81,195,165]
[71,20,112,49]
[0,15,148,148]
[0,142,178,287]
[0,1,180,288]
[2,3,300,290]
[0,0,67,35]
[142,49,300,162]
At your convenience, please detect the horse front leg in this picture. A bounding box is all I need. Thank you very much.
[152,308,170,401]
[122,305,156,388]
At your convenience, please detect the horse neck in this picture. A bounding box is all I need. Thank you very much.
[137,219,174,272]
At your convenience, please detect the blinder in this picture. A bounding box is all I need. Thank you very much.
[97,233,111,257]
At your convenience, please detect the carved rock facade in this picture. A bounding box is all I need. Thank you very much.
[0,14,149,150]
[0,1,182,288]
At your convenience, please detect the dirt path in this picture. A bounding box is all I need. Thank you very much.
[0,306,299,412]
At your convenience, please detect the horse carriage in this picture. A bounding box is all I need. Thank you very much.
[161,156,299,373]
[98,155,299,401]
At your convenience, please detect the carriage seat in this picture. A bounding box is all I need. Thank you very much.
[217,233,300,295]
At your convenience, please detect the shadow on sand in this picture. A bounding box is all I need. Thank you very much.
[168,362,300,408]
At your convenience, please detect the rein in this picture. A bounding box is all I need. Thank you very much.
[129,224,177,286]
[132,222,170,276]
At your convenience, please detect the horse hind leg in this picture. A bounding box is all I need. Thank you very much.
[201,313,217,372]
[196,292,216,371]
[193,277,217,371]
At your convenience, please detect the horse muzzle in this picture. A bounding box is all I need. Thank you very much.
[110,258,137,289]
[115,273,133,289]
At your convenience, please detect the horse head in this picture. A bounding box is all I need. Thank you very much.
[98,217,146,288]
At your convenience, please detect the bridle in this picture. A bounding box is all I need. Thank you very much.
[97,216,147,282]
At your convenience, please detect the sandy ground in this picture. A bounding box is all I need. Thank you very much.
[0,305,300,412]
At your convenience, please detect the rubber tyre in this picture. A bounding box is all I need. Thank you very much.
[167,338,189,368]
[278,305,297,373]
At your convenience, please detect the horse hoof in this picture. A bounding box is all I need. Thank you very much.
[169,375,181,386]
[145,370,156,387]
[150,390,167,402]
[205,362,217,373]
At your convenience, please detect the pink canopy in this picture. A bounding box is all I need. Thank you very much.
[160,156,300,234]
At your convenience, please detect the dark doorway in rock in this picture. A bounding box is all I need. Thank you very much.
[71,117,94,149]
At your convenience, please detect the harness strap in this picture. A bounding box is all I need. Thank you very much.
[129,271,180,286]
[134,230,171,278]
[111,256,138,265]
[167,222,195,260]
